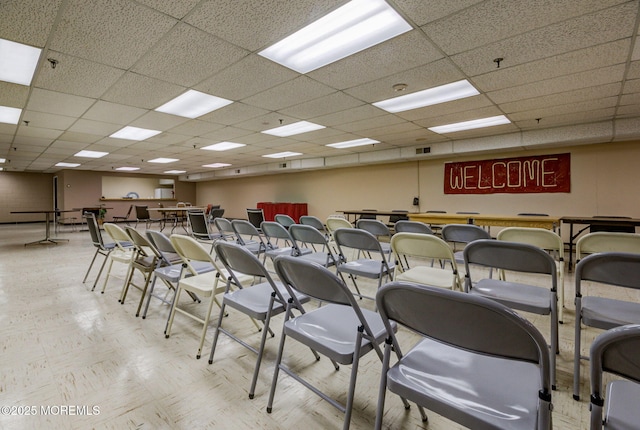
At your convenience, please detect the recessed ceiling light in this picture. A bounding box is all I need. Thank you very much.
[201,142,246,151]
[0,106,22,124]
[155,90,233,118]
[261,121,325,137]
[263,151,302,159]
[428,115,511,134]
[164,170,186,174]
[115,167,140,171]
[327,138,379,149]
[148,158,178,163]
[110,126,161,141]
[55,162,81,168]
[258,0,411,73]
[0,158,5,163]
[0,38,42,86]
[74,150,108,158]
[374,80,480,113]
[203,163,232,168]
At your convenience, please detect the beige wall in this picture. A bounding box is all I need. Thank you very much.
[196,140,640,239]
[0,172,54,223]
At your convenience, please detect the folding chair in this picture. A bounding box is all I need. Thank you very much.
[120,227,161,317]
[333,228,395,300]
[463,239,558,389]
[134,205,163,230]
[375,282,552,429]
[497,227,566,323]
[299,215,329,239]
[231,219,268,261]
[289,224,340,268]
[589,324,640,429]
[188,210,224,251]
[167,235,254,359]
[246,208,265,231]
[572,252,640,400]
[101,223,135,295]
[112,204,133,225]
[267,255,394,430]
[441,223,492,269]
[356,218,392,257]
[390,232,461,290]
[393,220,433,234]
[260,221,311,261]
[575,232,640,264]
[274,214,295,229]
[213,217,238,242]
[208,241,310,399]
[83,212,128,291]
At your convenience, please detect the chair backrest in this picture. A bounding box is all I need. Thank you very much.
[85,212,105,248]
[464,239,557,277]
[356,218,391,238]
[125,226,160,259]
[590,324,640,394]
[187,211,211,239]
[441,223,491,244]
[274,255,364,312]
[119,204,133,218]
[299,215,325,231]
[393,220,433,234]
[334,228,385,255]
[246,208,265,229]
[575,252,640,294]
[103,222,132,250]
[497,227,563,258]
[209,208,225,220]
[261,221,292,246]
[326,217,353,236]
[289,224,328,247]
[135,205,150,220]
[376,281,551,385]
[232,219,263,246]
[146,230,179,264]
[576,232,640,262]
[214,217,235,240]
[275,214,296,228]
[391,232,456,261]
[170,234,215,275]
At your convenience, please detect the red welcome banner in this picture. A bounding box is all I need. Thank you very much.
[444,153,570,194]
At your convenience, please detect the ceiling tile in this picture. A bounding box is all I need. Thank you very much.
[0,82,30,108]
[101,72,185,109]
[135,0,200,19]
[0,0,62,46]
[279,92,364,119]
[21,111,76,130]
[26,88,95,117]
[393,0,484,26]
[82,100,147,125]
[129,111,190,131]
[242,76,335,111]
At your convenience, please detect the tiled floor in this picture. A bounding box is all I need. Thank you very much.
[0,222,631,429]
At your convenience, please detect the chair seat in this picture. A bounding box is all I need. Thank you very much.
[299,251,336,267]
[605,380,640,429]
[395,266,456,289]
[223,281,307,320]
[284,304,392,364]
[386,337,541,430]
[155,261,214,283]
[179,269,253,297]
[265,246,299,259]
[581,296,640,330]
[110,249,134,263]
[471,279,552,314]
[338,259,394,279]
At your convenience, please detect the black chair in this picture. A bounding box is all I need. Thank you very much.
[112,204,133,224]
[134,205,162,229]
[590,216,635,233]
[246,208,265,231]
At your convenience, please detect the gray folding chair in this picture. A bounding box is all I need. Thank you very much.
[274,213,296,229]
[393,220,433,235]
[463,239,558,389]
[83,212,128,291]
[333,228,395,300]
[289,224,340,268]
[267,256,394,430]
[299,215,329,239]
[231,219,268,261]
[375,282,552,430]
[441,223,492,268]
[573,252,640,400]
[589,324,640,430]
[208,241,311,399]
[260,221,310,261]
[121,226,162,317]
[356,218,392,257]
[213,217,238,242]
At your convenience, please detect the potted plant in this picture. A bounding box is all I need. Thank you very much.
[98,207,107,225]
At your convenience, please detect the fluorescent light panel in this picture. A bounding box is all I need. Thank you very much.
[259,0,411,73]
[201,142,246,151]
[0,38,41,86]
[148,158,178,163]
[262,121,325,137]
[74,150,108,158]
[374,80,480,113]
[155,90,233,118]
[428,115,511,134]
[0,106,22,124]
[263,151,302,158]
[55,162,80,167]
[203,163,231,168]
[0,158,5,163]
[164,170,186,174]
[110,126,161,141]
[327,138,379,148]
[115,167,140,171]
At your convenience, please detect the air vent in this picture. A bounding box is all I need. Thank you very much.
[235,169,241,174]
[415,147,431,155]
[279,162,287,168]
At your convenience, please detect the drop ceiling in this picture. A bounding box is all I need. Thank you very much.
[1,0,640,180]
